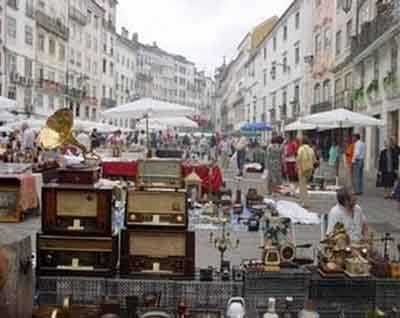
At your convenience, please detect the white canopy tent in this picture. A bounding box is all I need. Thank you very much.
[284,119,336,131]
[300,108,384,127]
[136,116,198,130]
[0,96,17,111]
[101,98,196,120]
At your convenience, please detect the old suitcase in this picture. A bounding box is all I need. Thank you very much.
[0,235,33,318]
[57,166,101,185]
[0,177,23,222]
[120,229,195,279]
[42,183,113,236]
[36,233,118,277]
[126,188,187,228]
[137,159,183,189]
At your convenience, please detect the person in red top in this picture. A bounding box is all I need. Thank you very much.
[284,135,299,182]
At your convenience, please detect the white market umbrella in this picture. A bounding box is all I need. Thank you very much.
[0,96,17,111]
[300,108,384,127]
[2,118,45,130]
[101,98,196,119]
[0,110,18,123]
[284,119,336,131]
[137,116,198,129]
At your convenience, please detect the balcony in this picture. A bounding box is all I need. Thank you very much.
[101,98,117,109]
[351,0,400,59]
[69,6,87,25]
[334,90,353,110]
[36,9,69,40]
[310,100,333,114]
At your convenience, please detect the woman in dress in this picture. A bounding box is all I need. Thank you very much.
[265,136,283,194]
[377,139,399,198]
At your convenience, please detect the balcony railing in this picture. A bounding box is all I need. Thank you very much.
[36,9,69,40]
[101,98,117,109]
[334,90,353,110]
[310,100,333,114]
[351,0,400,58]
[69,6,87,25]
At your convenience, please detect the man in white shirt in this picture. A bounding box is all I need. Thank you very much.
[21,123,35,150]
[352,133,366,195]
[327,187,368,242]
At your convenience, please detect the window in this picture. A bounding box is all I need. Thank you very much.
[335,79,342,95]
[77,51,82,67]
[59,44,65,61]
[24,57,32,77]
[102,85,106,97]
[323,80,331,101]
[93,61,97,75]
[93,38,98,52]
[109,87,112,98]
[316,0,321,7]
[263,47,267,60]
[38,33,45,51]
[36,93,43,107]
[294,84,300,107]
[86,33,91,49]
[315,33,321,55]
[324,28,331,50]
[102,59,106,73]
[75,104,80,117]
[94,15,99,29]
[8,52,17,73]
[92,108,97,121]
[7,16,16,39]
[70,48,75,64]
[295,45,300,65]
[179,77,186,86]
[345,73,352,90]
[85,106,89,119]
[271,62,276,80]
[38,0,45,9]
[86,57,91,73]
[373,53,379,80]
[87,10,92,24]
[360,61,365,86]
[8,86,16,100]
[295,12,300,29]
[336,30,342,55]
[283,57,288,73]
[48,96,54,110]
[109,62,114,76]
[25,25,33,45]
[263,69,267,86]
[346,19,352,47]
[24,88,32,109]
[49,38,55,55]
[272,93,276,108]
[273,36,277,51]
[283,25,287,41]
[391,44,398,73]
[314,83,321,104]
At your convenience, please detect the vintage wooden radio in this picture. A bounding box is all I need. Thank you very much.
[126,188,187,228]
[36,233,118,277]
[137,159,183,189]
[57,166,101,185]
[0,177,22,222]
[42,183,113,236]
[120,229,195,278]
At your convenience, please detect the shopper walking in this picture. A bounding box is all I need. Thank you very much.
[235,135,248,177]
[377,139,399,198]
[296,136,316,208]
[352,133,366,195]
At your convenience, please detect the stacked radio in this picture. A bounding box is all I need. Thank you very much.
[36,166,118,277]
[120,158,195,279]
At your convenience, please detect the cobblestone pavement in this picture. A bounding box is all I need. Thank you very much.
[1,162,400,270]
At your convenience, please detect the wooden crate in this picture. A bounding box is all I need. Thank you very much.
[42,184,113,236]
[126,188,187,229]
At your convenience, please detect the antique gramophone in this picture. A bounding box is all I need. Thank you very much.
[319,222,352,273]
[38,108,99,165]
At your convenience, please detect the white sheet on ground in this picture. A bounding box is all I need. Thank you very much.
[264,198,320,224]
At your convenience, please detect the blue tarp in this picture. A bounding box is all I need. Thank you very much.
[240,122,272,132]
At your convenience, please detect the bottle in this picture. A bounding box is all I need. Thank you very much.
[263,297,279,318]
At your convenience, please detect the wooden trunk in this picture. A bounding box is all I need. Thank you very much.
[0,236,33,318]
[120,229,195,279]
[42,184,113,236]
[0,177,22,222]
[137,159,183,189]
[126,188,187,229]
[57,167,101,185]
[36,234,118,277]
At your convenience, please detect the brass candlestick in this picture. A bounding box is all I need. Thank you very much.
[209,218,239,271]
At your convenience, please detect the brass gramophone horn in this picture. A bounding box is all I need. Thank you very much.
[38,108,99,161]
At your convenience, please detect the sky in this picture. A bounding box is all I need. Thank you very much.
[117,0,292,76]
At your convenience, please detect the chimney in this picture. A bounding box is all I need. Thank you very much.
[132,32,138,42]
[121,27,129,39]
